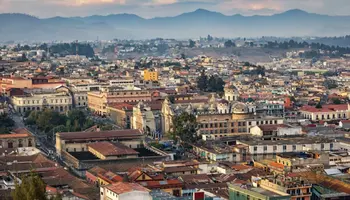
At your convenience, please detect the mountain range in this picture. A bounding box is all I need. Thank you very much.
[1,9,350,42]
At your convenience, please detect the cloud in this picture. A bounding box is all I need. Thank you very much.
[0,0,350,17]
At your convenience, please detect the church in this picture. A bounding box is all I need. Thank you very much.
[161,85,284,140]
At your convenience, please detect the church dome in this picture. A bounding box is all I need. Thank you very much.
[232,102,248,114]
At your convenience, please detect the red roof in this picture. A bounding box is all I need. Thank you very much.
[258,124,289,131]
[57,129,142,140]
[300,104,348,113]
[88,142,139,157]
[105,182,149,194]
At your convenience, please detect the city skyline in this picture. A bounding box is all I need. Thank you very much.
[1,0,350,18]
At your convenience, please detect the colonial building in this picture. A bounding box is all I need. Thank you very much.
[55,129,144,157]
[300,104,350,121]
[132,101,162,137]
[0,128,35,148]
[11,87,74,113]
[161,93,283,139]
[88,88,152,115]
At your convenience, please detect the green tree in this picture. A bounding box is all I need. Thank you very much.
[316,103,322,109]
[11,172,62,200]
[170,112,199,143]
[332,98,341,104]
[224,40,236,48]
[0,113,15,134]
[196,70,208,91]
[207,75,225,92]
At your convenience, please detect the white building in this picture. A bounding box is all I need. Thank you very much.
[250,124,302,138]
[100,182,151,200]
[237,137,338,160]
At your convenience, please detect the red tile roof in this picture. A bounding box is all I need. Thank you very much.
[300,104,349,113]
[88,142,139,157]
[105,182,149,194]
[57,129,142,140]
[258,124,289,131]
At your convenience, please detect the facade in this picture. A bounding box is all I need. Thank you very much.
[237,137,338,161]
[107,103,134,128]
[160,94,283,138]
[132,101,162,137]
[0,128,35,148]
[109,79,134,89]
[88,88,152,115]
[300,104,350,121]
[11,89,73,113]
[143,69,159,81]
[100,182,151,200]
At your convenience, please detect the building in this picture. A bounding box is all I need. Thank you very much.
[339,120,350,129]
[161,96,284,139]
[311,185,350,200]
[258,176,312,200]
[143,69,159,81]
[100,182,151,200]
[0,128,35,148]
[276,152,329,172]
[237,137,338,161]
[55,129,144,156]
[11,88,73,113]
[228,182,291,200]
[107,103,134,129]
[87,141,139,160]
[88,88,152,115]
[132,101,162,137]
[250,124,302,139]
[300,104,350,121]
[109,79,134,89]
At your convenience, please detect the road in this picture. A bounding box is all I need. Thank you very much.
[9,107,55,157]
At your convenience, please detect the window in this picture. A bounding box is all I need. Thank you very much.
[263,146,267,151]
[254,146,258,151]
[283,145,287,151]
[273,146,277,151]
[330,143,334,150]
[293,145,296,151]
[248,122,252,126]
[321,144,324,149]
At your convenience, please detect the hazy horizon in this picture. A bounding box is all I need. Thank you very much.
[1,0,350,18]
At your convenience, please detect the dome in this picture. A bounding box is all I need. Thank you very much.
[232,102,248,114]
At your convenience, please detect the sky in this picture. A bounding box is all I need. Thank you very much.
[1,0,350,18]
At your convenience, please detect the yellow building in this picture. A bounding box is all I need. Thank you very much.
[143,69,159,81]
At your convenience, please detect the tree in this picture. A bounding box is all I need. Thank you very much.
[224,40,236,48]
[207,75,225,92]
[11,172,61,200]
[189,39,196,48]
[196,70,208,91]
[0,113,15,134]
[315,103,322,109]
[170,112,199,143]
[332,98,341,104]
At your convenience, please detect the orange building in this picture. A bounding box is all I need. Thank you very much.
[143,69,159,81]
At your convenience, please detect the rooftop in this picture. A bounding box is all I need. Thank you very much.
[104,182,149,195]
[88,142,139,157]
[57,129,142,141]
[300,104,349,113]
